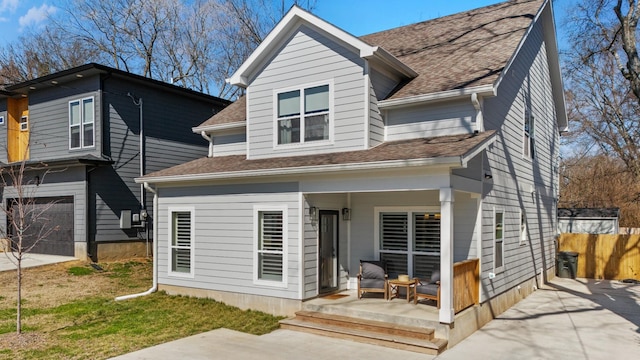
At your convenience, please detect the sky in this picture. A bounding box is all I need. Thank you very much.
[0,0,575,49]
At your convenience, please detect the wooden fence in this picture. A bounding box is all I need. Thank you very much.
[558,233,640,280]
[453,258,479,313]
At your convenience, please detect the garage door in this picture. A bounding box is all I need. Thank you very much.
[8,196,74,256]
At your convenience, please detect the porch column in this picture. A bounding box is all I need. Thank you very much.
[439,187,455,324]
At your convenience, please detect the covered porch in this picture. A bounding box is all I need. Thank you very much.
[302,184,483,324]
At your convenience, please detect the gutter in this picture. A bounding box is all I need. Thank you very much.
[379,85,496,109]
[115,182,158,301]
[192,121,246,134]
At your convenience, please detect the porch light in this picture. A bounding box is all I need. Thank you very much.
[484,172,493,180]
[309,206,318,222]
[342,208,351,221]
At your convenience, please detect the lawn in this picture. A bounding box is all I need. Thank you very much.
[0,259,282,360]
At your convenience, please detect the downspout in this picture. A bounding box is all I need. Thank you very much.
[200,131,213,157]
[115,182,158,301]
[471,93,484,133]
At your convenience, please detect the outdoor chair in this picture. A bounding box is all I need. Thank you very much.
[357,260,388,299]
[414,269,440,308]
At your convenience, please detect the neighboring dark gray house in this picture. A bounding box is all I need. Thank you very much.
[558,208,620,234]
[0,63,229,260]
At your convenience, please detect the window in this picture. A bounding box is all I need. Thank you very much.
[168,208,194,276]
[377,210,440,279]
[0,115,5,125]
[523,92,535,159]
[520,209,528,245]
[277,84,330,145]
[254,206,287,285]
[69,97,95,149]
[494,210,504,271]
[19,116,28,131]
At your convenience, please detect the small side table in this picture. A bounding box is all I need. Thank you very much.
[388,279,416,303]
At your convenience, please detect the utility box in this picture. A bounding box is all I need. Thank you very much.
[120,210,132,229]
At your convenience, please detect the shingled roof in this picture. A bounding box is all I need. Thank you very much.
[360,0,543,99]
[143,131,495,181]
[198,0,543,128]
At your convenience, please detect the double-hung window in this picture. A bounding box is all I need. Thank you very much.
[168,208,195,276]
[254,206,287,286]
[494,209,504,272]
[377,209,440,279]
[69,97,95,149]
[277,84,330,145]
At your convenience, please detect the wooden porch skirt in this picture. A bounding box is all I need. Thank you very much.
[453,258,480,313]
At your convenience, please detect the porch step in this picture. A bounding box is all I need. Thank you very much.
[279,311,448,355]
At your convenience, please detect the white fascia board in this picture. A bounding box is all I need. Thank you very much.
[460,132,497,167]
[378,85,496,109]
[192,121,246,134]
[228,6,378,87]
[136,156,463,185]
[366,47,418,78]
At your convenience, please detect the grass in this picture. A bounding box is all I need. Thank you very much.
[0,260,283,360]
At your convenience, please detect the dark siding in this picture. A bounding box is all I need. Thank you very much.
[26,77,102,161]
[91,76,220,243]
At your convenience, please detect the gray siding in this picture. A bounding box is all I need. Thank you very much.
[385,99,475,141]
[303,193,349,299]
[480,18,559,300]
[247,24,366,159]
[156,183,301,300]
[0,77,102,163]
[370,67,400,101]
[369,79,384,147]
[213,131,246,157]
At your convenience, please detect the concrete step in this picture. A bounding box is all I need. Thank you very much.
[280,311,448,355]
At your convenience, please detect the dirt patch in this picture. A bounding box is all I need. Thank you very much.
[0,259,152,310]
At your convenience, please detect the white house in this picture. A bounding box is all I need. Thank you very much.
[138,0,566,330]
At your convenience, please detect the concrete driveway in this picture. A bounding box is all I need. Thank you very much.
[0,252,76,272]
[436,277,640,359]
[111,277,640,360]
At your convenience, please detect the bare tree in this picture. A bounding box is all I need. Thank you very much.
[1,159,59,334]
[0,28,98,88]
[559,154,640,226]
[565,0,640,180]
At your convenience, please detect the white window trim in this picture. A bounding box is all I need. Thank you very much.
[520,208,528,246]
[494,207,505,273]
[374,206,440,278]
[253,204,288,288]
[167,206,195,278]
[19,116,28,131]
[522,91,534,160]
[69,96,96,150]
[272,79,335,149]
[0,115,5,125]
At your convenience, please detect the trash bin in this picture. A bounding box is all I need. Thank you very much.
[557,251,579,279]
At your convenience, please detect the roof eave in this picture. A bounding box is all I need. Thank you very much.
[365,47,418,78]
[378,84,496,109]
[192,121,247,134]
[137,156,463,185]
[227,6,410,87]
